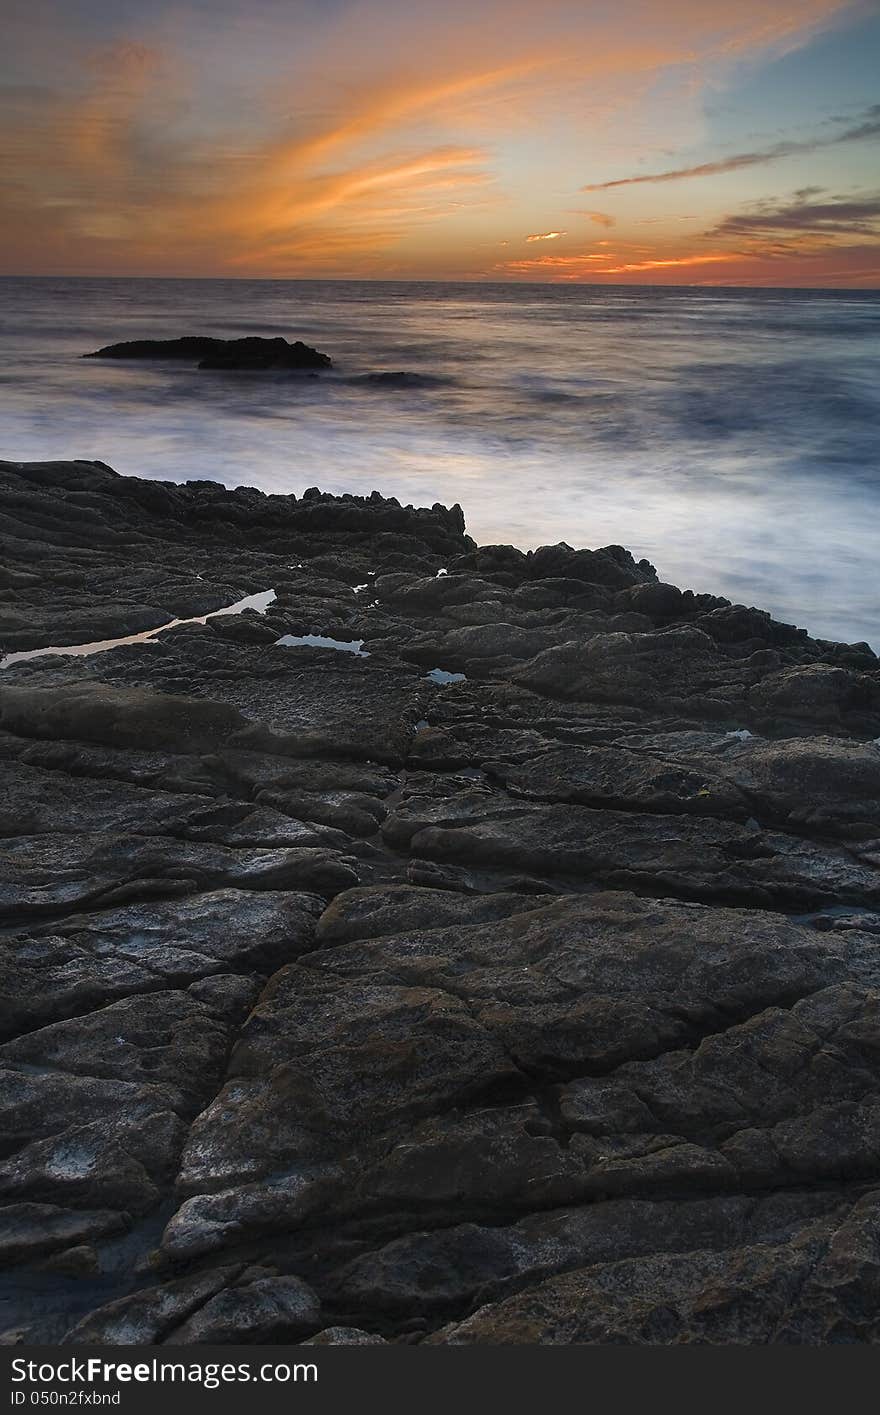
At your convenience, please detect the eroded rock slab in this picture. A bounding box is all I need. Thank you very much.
[428,1190,880,1343]
[2,457,879,1346]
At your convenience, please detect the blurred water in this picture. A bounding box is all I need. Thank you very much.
[1,276,878,647]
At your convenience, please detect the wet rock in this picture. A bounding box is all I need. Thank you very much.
[619,582,683,619]
[0,890,319,1040]
[304,1326,387,1345]
[0,1069,186,1213]
[0,758,346,848]
[388,790,880,909]
[314,885,544,946]
[160,1167,344,1259]
[0,831,357,922]
[514,579,612,612]
[165,1274,321,1344]
[527,544,656,589]
[565,983,880,1193]
[513,626,732,707]
[429,1191,880,1343]
[0,683,247,753]
[498,736,880,839]
[403,623,555,671]
[750,663,880,735]
[37,1244,100,1277]
[356,1101,585,1214]
[499,745,750,818]
[0,988,243,1111]
[0,1204,126,1267]
[210,615,280,646]
[303,889,880,1080]
[694,603,806,647]
[447,545,529,579]
[376,572,501,614]
[174,970,517,1196]
[333,1191,847,1318]
[62,1268,242,1344]
[3,456,880,1346]
[0,986,249,1217]
[691,734,880,837]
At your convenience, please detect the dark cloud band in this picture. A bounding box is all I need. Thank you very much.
[583,106,880,191]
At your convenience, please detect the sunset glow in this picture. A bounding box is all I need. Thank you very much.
[2,0,878,285]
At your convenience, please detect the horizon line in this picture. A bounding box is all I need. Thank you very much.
[0,273,878,293]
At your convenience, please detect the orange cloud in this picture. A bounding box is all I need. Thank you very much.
[498,249,748,280]
[503,254,609,267]
[265,61,547,172]
[574,209,616,227]
[598,252,747,273]
[0,0,862,278]
[220,148,492,273]
[499,253,613,279]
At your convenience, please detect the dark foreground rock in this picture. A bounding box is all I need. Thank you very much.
[84,336,332,371]
[1,457,879,1345]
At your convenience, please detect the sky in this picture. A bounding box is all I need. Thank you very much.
[1,0,879,284]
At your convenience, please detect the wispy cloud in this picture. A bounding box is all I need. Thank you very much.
[598,252,746,273]
[499,249,746,279]
[573,209,615,227]
[525,230,566,241]
[711,191,880,240]
[502,254,610,270]
[583,104,880,190]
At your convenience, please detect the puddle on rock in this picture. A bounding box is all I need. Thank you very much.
[276,633,369,656]
[424,667,467,684]
[1,589,277,669]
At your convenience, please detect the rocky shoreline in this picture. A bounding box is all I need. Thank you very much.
[2,456,880,1345]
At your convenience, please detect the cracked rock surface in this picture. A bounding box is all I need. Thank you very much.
[1,458,880,1345]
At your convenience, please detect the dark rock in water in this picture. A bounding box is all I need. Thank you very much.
[199,337,331,371]
[354,371,437,388]
[83,337,223,360]
[1,455,880,1346]
[84,335,332,371]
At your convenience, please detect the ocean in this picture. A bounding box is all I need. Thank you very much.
[1,276,878,648]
